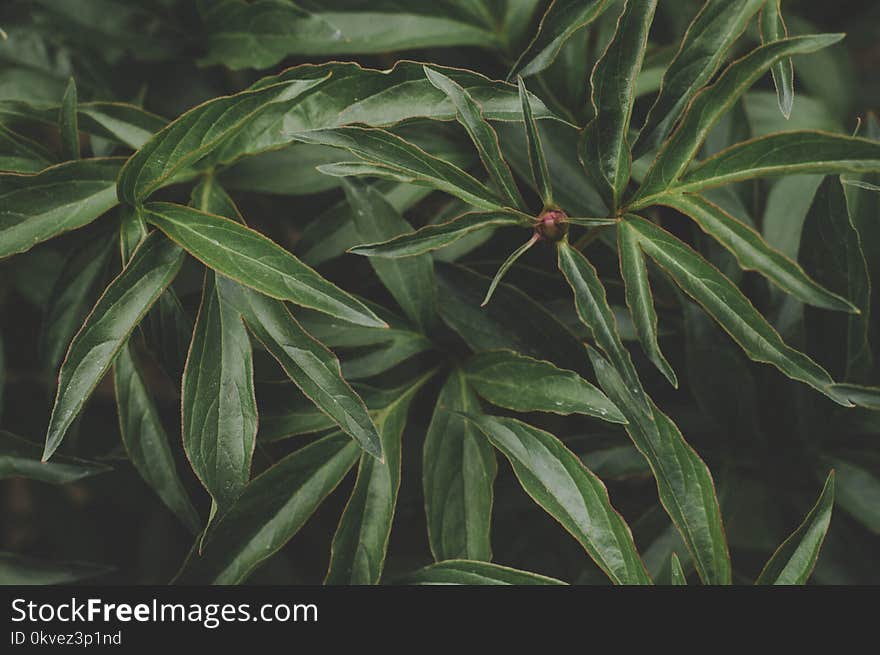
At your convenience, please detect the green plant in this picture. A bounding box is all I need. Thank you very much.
[1,0,879,586]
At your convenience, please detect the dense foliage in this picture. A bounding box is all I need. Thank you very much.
[1,0,879,585]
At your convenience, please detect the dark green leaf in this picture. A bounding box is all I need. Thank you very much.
[59,77,79,160]
[669,552,687,585]
[633,35,845,205]
[114,345,201,534]
[44,232,185,460]
[760,0,795,119]
[401,560,566,585]
[465,414,651,584]
[0,430,109,484]
[177,432,360,584]
[633,0,765,158]
[581,0,657,210]
[464,350,625,422]
[623,215,848,405]
[0,158,123,259]
[660,193,857,312]
[481,234,540,306]
[424,370,496,562]
[518,77,553,205]
[617,216,678,386]
[756,472,834,585]
[0,552,111,585]
[144,202,385,328]
[824,458,880,534]
[218,279,382,459]
[510,0,614,78]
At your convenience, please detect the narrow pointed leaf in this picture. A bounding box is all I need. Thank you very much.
[295,127,506,211]
[325,375,428,584]
[465,414,651,584]
[424,66,524,210]
[660,193,857,312]
[0,158,123,259]
[0,553,111,585]
[424,370,496,562]
[183,273,257,513]
[518,76,552,205]
[824,458,880,534]
[218,279,382,459]
[633,35,845,205]
[617,221,678,386]
[117,75,329,204]
[176,432,360,584]
[464,350,625,422]
[623,215,848,405]
[581,0,657,210]
[351,211,527,259]
[341,179,437,331]
[144,202,385,328]
[633,0,765,158]
[0,431,110,484]
[114,345,201,534]
[587,346,731,584]
[59,77,79,160]
[678,131,880,194]
[0,125,52,172]
[482,234,539,306]
[761,0,795,119]
[756,472,834,585]
[44,232,185,461]
[556,240,649,411]
[670,553,687,585]
[401,560,566,585]
[510,0,614,78]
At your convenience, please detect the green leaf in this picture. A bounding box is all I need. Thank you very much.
[0,552,111,585]
[622,215,848,405]
[587,346,731,584]
[756,472,834,585]
[59,77,79,160]
[0,125,52,173]
[481,234,540,306]
[800,176,872,380]
[198,0,500,70]
[677,131,880,193]
[617,220,678,386]
[218,279,382,460]
[341,179,437,331]
[632,0,765,158]
[465,414,651,584]
[660,193,858,312]
[424,66,525,210]
[44,232,185,461]
[633,34,845,205]
[114,345,201,534]
[424,370,496,562]
[669,552,687,585]
[117,74,330,204]
[177,432,360,584]
[0,158,123,259]
[510,0,614,78]
[401,560,566,585]
[824,458,880,534]
[296,127,507,211]
[518,77,553,205]
[464,350,625,422]
[556,240,649,411]
[182,272,257,514]
[0,100,168,150]
[41,232,116,372]
[581,0,657,211]
[351,211,527,259]
[0,430,110,484]
[325,372,429,584]
[760,0,795,119]
[144,202,385,328]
